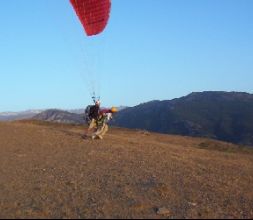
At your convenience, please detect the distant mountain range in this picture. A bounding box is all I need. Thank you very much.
[0,110,43,121]
[1,92,253,146]
[32,106,128,125]
[33,109,84,124]
[0,106,128,122]
[112,91,253,146]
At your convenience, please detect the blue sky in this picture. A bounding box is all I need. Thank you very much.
[0,0,253,111]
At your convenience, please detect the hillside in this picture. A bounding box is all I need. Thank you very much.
[0,120,252,218]
[0,110,43,121]
[112,91,253,146]
[33,109,85,125]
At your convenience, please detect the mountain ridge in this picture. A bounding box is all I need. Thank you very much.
[2,91,253,146]
[112,91,253,146]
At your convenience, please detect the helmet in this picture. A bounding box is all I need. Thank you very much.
[111,107,118,113]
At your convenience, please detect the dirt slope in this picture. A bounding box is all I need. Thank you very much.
[0,121,253,219]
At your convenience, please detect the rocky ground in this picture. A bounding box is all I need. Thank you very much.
[0,120,253,219]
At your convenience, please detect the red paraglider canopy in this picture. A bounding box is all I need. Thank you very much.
[70,0,111,36]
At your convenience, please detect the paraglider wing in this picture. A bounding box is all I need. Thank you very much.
[70,0,111,36]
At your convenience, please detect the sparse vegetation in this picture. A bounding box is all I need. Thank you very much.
[0,120,253,218]
[198,141,253,154]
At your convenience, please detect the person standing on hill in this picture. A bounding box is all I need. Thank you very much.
[92,107,118,140]
[84,100,101,137]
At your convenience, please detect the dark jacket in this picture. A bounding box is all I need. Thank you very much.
[89,105,100,120]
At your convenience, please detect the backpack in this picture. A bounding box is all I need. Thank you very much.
[84,105,93,125]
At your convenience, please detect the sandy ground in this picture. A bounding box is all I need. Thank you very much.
[0,120,253,219]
